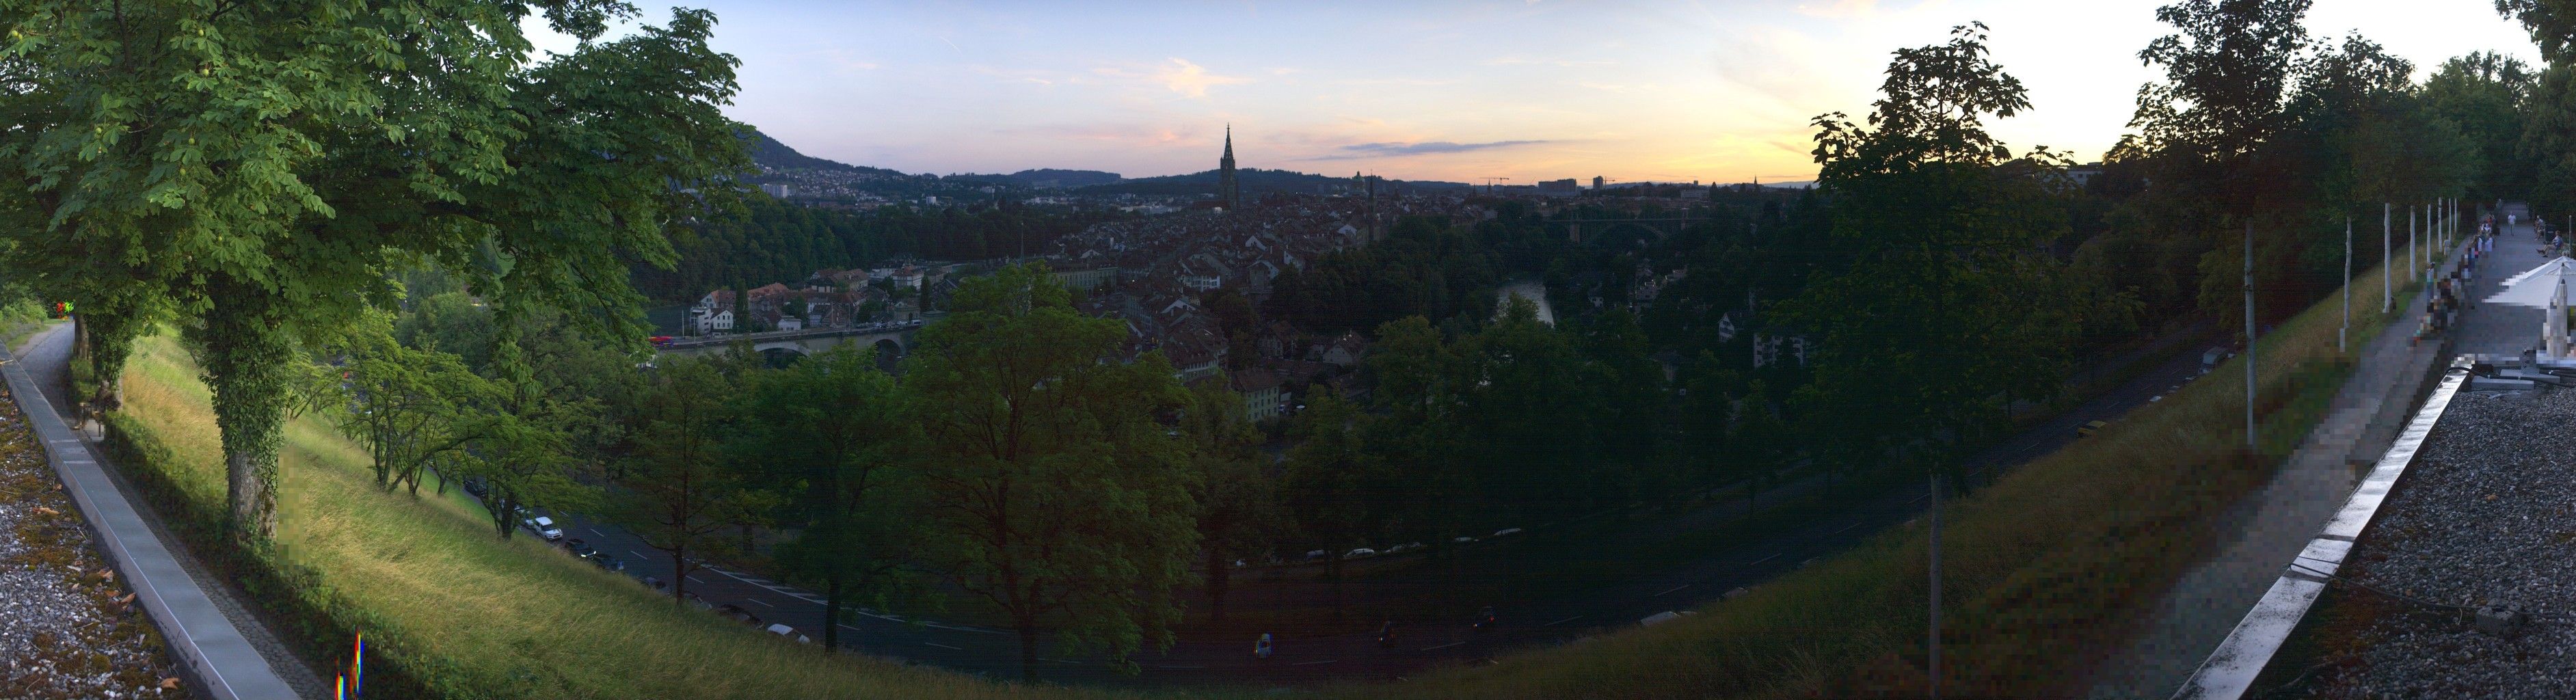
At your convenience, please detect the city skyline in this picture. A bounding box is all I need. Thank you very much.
[535,1,2536,185]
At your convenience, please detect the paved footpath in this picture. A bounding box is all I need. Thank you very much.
[2089,210,2538,699]
[0,325,304,700]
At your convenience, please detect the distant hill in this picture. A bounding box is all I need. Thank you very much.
[1078,167,1471,197]
[1008,169,1123,188]
[747,131,909,177]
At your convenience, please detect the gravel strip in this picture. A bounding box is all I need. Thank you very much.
[0,383,186,699]
[2303,388,2576,698]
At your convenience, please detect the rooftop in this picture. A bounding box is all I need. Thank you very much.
[2287,386,2576,697]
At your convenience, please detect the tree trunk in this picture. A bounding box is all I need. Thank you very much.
[1205,544,1231,624]
[671,545,690,604]
[199,296,293,542]
[822,575,844,650]
[1017,612,1041,683]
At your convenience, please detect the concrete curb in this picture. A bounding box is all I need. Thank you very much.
[2170,356,2472,700]
[0,347,299,700]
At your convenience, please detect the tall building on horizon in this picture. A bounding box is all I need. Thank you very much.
[1218,124,1240,212]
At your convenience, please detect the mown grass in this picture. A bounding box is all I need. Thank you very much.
[111,336,1196,700]
[1366,245,2437,699]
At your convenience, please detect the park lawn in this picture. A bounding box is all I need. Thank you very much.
[112,335,1186,700]
[1369,245,2439,699]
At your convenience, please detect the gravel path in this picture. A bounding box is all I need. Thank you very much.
[0,379,185,699]
[2305,387,2576,698]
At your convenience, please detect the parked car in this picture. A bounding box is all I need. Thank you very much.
[765,623,811,644]
[715,604,761,626]
[1639,610,1697,627]
[1254,633,1274,660]
[565,538,596,558]
[1303,550,1328,562]
[1452,535,1478,544]
[588,555,625,572]
[2200,347,2235,375]
[1344,548,1378,558]
[523,516,564,541]
[460,476,487,497]
[1492,527,1524,538]
[1473,606,1498,632]
[2078,420,2108,438]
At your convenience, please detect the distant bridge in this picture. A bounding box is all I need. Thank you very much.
[656,323,923,365]
[1551,217,1710,243]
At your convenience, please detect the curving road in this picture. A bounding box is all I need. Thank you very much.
[540,327,2216,687]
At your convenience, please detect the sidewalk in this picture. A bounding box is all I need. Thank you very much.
[2089,219,2513,698]
[0,326,306,700]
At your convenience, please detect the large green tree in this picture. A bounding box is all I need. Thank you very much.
[0,1,749,540]
[904,262,1198,681]
[744,345,917,651]
[1794,23,2110,476]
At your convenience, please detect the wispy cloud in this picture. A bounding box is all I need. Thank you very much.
[1795,0,1879,19]
[1303,139,1556,160]
[1154,58,1249,97]
[1484,56,1615,68]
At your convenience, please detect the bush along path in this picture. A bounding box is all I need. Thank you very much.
[0,376,186,699]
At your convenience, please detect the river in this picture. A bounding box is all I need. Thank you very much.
[1496,280,1556,325]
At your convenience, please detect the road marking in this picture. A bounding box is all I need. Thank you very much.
[1542,615,1581,627]
[631,550,650,560]
[1653,584,1689,597]
[686,576,704,584]
[1422,641,1465,651]
[1752,554,1779,565]
[1911,494,1926,504]
[749,598,775,608]
[1834,522,1860,535]
[925,642,962,650]
[1291,659,1338,666]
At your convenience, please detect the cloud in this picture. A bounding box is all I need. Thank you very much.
[1303,139,1557,160]
[1152,58,1249,98]
[1795,0,1878,18]
[1484,56,1615,68]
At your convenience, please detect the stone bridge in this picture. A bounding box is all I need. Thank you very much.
[656,323,922,365]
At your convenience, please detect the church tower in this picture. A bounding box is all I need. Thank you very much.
[1218,124,1240,212]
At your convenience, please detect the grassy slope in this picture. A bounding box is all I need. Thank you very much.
[107,244,2439,700]
[1371,246,2437,699]
[113,336,1182,700]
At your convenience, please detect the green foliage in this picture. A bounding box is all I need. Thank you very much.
[0,1,753,540]
[1793,23,2116,474]
[742,345,920,649]
[904,262,1199,680]
[331,310,496,496]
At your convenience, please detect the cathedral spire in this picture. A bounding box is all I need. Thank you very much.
[1218,123,1240,212]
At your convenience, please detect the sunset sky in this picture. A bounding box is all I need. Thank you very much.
[529,1,2542,185]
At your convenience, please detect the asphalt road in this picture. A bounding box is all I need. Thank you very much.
[538,330,2218,687]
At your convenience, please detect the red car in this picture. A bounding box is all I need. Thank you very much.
[648,335,675,347]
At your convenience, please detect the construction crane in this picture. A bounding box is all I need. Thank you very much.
[1482,176,1511,194]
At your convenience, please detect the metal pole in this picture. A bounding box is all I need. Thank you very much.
[2384,203,2392,313]
[2343,217,2350,353]
[1928,470,1940,700]
[2246,221,2257,453]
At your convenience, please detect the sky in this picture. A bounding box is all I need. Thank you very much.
[526,1,2543,185]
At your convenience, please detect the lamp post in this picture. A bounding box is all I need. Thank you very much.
[2342,217,2350,353]
[2245,221,2257,453]
[2384,203,2392,313]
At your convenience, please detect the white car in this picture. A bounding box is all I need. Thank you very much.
[1492,527,1524,538]
[1344,548,1378,558]
[524,516,564,541]
[765,623,811,644]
